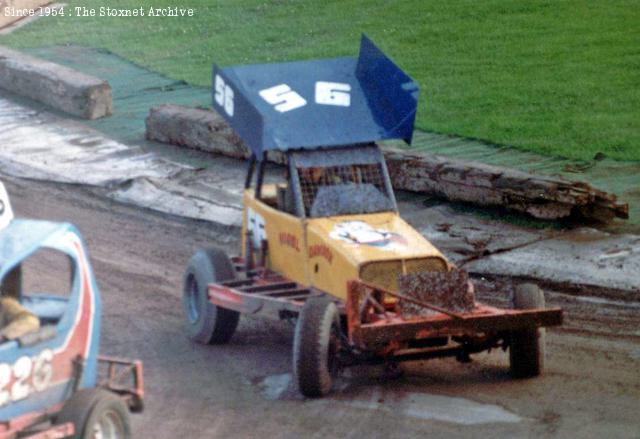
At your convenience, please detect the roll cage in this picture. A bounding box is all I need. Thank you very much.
[244,144,398,218]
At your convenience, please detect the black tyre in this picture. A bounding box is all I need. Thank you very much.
[293,297,341,397]
[510,283,546,378]
[56,389,131,439]
[183,248,240,344]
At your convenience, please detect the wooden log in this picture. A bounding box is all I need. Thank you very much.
[0,46,112,119]
[145,104,248,159]
[145,104,289,163]
[145,104,629,222]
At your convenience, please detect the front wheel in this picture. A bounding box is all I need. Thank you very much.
[293,297,342,397]
[56,389,131,439]
[510,283,546,378]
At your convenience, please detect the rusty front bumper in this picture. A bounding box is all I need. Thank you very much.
[346,280,563,350]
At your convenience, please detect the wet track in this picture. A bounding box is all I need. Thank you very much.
[5,175,640,438]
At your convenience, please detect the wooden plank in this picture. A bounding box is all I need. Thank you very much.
[0,46,112,119]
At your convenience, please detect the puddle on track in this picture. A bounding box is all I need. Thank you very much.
[345,387,521,425]
[260,373,295,400]
[258,373,521,425]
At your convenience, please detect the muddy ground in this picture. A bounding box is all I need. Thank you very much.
[5,175,639,438]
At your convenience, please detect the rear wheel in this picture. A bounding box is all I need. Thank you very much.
[56,389,131,439]
[183,248,240,344]
[510,283,546,378]
[293,297,341,397]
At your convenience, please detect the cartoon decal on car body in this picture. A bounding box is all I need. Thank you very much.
[329,221,408,249]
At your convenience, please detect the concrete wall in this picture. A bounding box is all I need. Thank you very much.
[0,0,51,28]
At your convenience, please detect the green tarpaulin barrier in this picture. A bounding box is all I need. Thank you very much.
[25,46,639,227]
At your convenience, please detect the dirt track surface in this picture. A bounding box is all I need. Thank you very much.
[6,175,639,438]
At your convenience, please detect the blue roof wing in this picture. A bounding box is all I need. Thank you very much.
[211,35,419,156]
[212,65,265,153]
[356,36,419,145]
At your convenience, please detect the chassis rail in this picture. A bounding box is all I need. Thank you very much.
[209,261,330,319]
[207,259,563,355]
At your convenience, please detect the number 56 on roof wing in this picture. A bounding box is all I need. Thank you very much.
[212,34,420,157]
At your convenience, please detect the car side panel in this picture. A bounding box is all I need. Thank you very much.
[243,191,309,286]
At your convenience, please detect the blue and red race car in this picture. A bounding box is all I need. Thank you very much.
[0,182,143,439]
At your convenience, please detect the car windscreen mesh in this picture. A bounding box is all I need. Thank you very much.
[298,163,394,217]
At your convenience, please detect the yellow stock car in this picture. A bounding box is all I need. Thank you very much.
[183,36,561,397]
[182,145,562,397]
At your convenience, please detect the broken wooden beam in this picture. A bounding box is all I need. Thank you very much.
[383,148,629,222]
[144,104,629,222]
